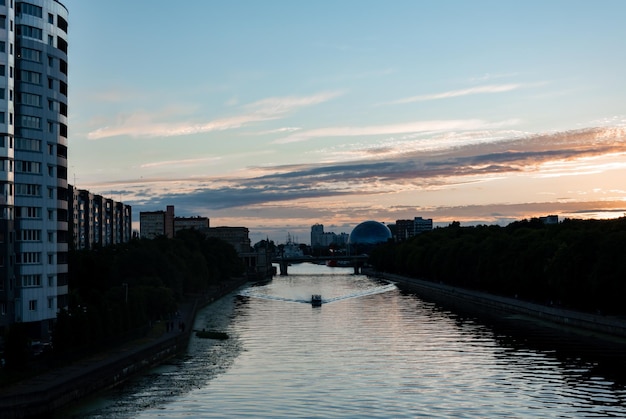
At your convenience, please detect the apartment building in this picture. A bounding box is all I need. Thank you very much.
[0,0,70,339]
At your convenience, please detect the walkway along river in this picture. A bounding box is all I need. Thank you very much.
[57,263,626,418]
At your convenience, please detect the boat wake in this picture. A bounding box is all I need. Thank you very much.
[239,283,396,305]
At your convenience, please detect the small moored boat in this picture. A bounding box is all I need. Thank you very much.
[311,294,322,307]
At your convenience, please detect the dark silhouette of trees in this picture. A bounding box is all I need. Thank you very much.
[370,217,626,315]
[52,231,244,358]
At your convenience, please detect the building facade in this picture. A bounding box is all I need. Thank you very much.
[140,206,209,239]
[174,216,209,233]
[0,0,70,339]
[203,226,251,254]
[310,223,348,248]
[68,185,132,250]
[394,217,433,241]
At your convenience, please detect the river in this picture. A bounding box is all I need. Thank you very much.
[60,263,626,418]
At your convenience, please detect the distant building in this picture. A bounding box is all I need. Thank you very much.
[174,216,210,233]
[393,217,433,241]
[139,205,177,239]
[394,219,414,241]
[140,206,210,239]
[310,224,348,248]
[203,226,251,254]
[414,217,433,234]
[68,186,132,250]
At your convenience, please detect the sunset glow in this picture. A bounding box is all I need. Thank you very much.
[64,0,626,243]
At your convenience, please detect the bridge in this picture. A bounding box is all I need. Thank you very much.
[271,255,369,275]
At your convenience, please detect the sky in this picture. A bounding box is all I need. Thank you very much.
[62,0,626,244]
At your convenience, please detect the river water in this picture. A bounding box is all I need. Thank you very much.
[61,263,626,418]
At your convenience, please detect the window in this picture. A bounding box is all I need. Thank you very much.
[29,300,37,311]
[0,41,5,53]
[18,115,41,129]
[0,15,5,30]
[20,47,41,63]
[15,160,41,174]
[48,13,53,24]
[17,252,41,264]
[17,229,41,241]
[18,70,41,84]
[57,37,67,54]
[0,88,4,99]
[15,183,41,196]
[19,92,41,107]
[15,138,41,151]
[17,3,43,18]
[0,64,4,76]
[16,206,41,218]
[48,297,54,309]
[16,24,42,40]
[22,274,41,287]
[57,16,68,33]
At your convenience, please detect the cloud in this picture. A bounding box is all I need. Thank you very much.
[382,82,543,105]
[139,156,222,169]
[87,91,342,140]
[273,118,520,144]
[87,126,626,213]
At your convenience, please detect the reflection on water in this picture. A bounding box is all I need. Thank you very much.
[60,263,626,418]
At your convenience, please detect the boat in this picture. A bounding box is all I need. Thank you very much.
[311,294,322,307]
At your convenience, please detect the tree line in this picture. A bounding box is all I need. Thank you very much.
[4,229,243,370]
[369,217,626,315]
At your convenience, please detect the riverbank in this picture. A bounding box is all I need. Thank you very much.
[366,269,626,343]
[0,277,249,419]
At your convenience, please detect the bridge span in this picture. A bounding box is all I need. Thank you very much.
[271,255,369,275]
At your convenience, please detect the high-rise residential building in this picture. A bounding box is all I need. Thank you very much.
[67,185,132,250]
[0,1,70,339]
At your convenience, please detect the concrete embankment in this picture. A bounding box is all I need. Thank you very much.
[367,269,626,341]
[0,277,249,419]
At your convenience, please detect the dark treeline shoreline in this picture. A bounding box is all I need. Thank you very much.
[370,217,626,316]
[3,229,243,373]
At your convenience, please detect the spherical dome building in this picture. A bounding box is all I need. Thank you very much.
[348,221,392,254]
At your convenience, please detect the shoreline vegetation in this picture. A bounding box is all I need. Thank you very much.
[369,217,626,317]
